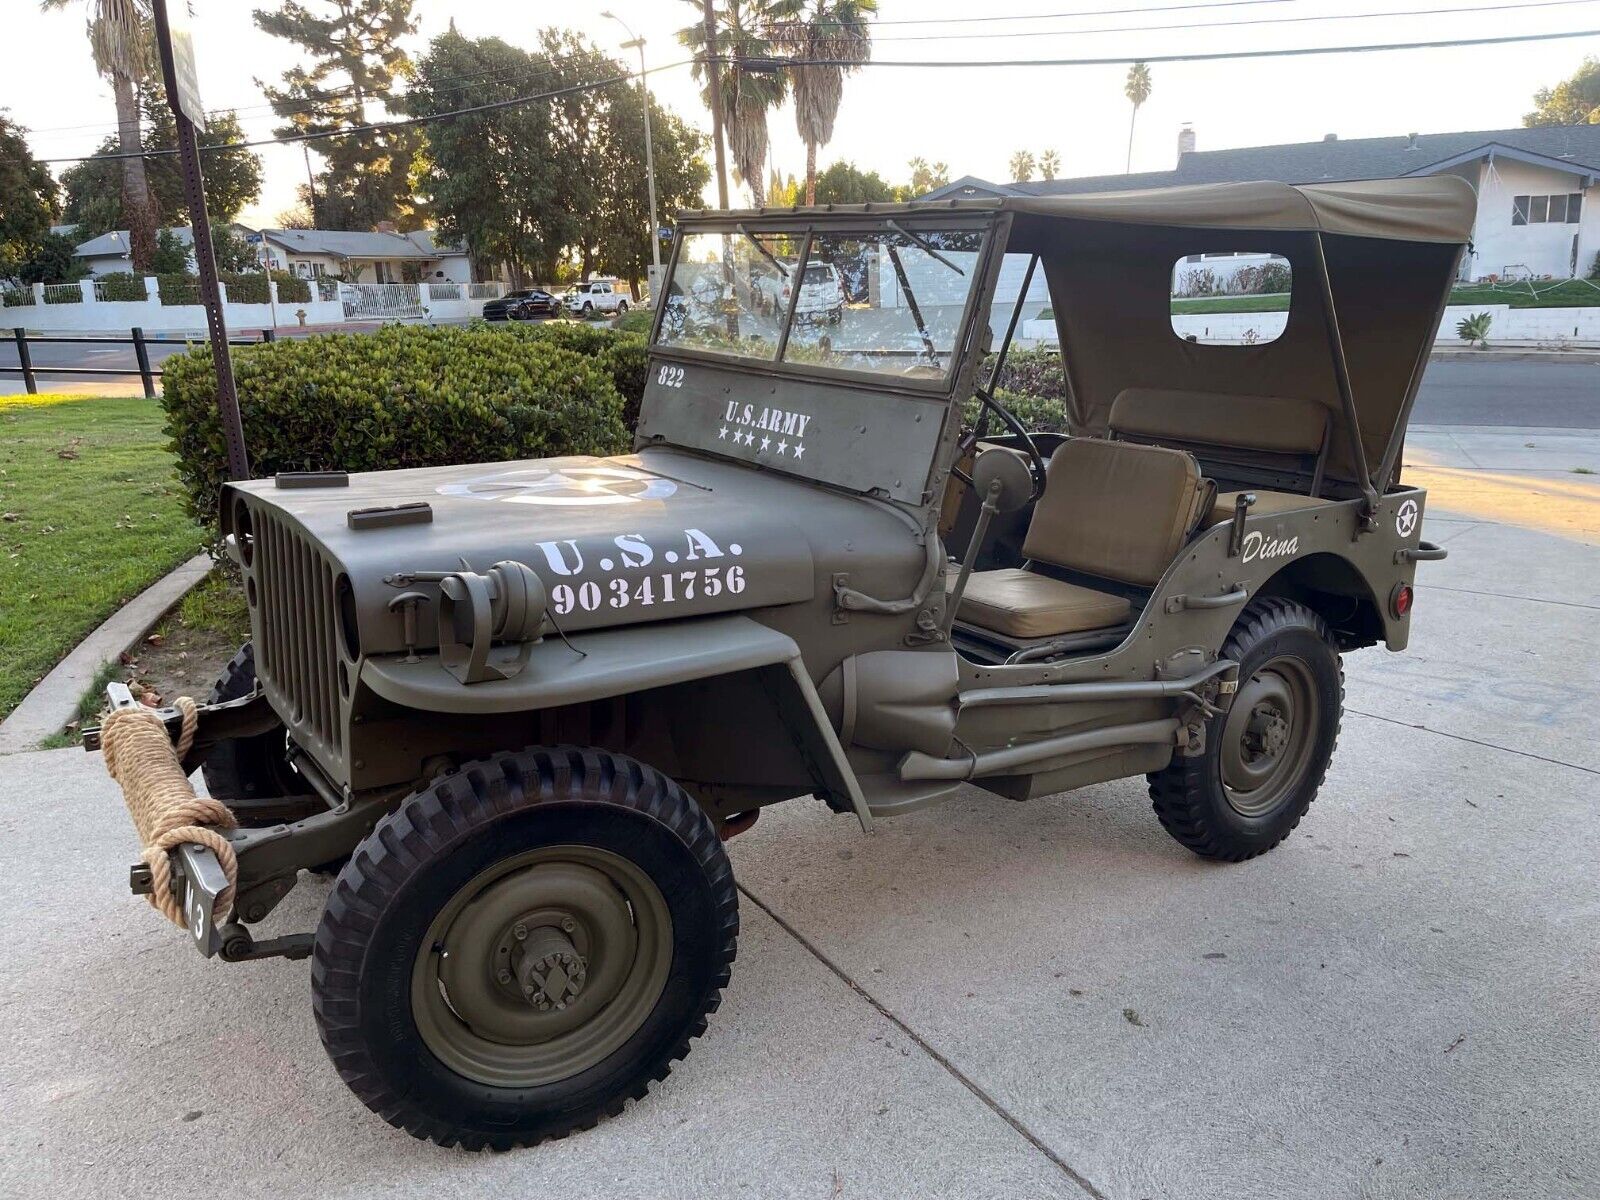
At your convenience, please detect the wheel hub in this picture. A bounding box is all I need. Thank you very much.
[511,925,588,1011]
[1219,656,1319,818]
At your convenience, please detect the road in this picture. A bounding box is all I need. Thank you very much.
[5,333,1597,428]
[1412,357,1600,428]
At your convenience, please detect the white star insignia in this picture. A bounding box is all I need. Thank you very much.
[793,442,805,459]
[776,439,788,455]
[760,435,771,451]
[744,431,756,446]
[718,425,729,439]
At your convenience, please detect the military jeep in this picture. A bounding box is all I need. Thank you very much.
[94,176,1471,1148]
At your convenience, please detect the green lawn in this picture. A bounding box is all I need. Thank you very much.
[1170,294,1291,314]
[0,394,204,721]
[1445,279,1600,308]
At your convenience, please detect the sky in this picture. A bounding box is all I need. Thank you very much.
[6,0,1600,230]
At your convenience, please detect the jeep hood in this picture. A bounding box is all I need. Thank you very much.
[223,447,913,657]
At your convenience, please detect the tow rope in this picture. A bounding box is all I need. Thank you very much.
[100,697,238,927]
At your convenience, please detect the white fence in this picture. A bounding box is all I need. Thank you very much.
[2,276,510,332]
[1019,305,1600,347]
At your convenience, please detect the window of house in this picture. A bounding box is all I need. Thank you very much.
[1512,193,1584,225]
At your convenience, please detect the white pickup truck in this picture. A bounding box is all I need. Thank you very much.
[564,279,630,318]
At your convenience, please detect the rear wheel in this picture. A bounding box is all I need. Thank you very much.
[312,746,738,1149]
[582,301,594,317]
[616,300,629,315]
[1148,598,1342,861]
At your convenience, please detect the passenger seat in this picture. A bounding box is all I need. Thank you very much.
[956,438,1214,638]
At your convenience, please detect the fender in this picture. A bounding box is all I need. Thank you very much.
[359,613,873,829]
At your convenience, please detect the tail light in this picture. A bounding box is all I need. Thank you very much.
[1390,582,1414,618]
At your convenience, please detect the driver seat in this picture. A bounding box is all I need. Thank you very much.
[956,437,1213,638]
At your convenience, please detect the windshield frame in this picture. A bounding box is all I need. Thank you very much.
[649,211,1001,399]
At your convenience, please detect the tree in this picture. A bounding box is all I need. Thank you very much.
[0,116,59,282]
[409,27,708,292]
[766,168,799,206]
[812,160,893,204]
[1525,57,1600,126]
[42,0,159,271]
[905,156,949,196]
[275,201,317,229]
[1038,149,1061,181]
[10,231,89,287]
[1124,61,1152,173]
[253,0,424,230]
[1008,150,1035,183]
[212,226,259,272]
[151,226,189,273]
[679,0,788,201]
[61,103,262,238]
[768,0,876,205]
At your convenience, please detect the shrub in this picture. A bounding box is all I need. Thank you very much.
[962,388,1070,435]
[504,322,649,431]
[95,272,149,302]
[1455,310,1492,349]
[989,346,1066,401]
[155,270,312,305]
[157,272,199,305]
[162,324,631,530]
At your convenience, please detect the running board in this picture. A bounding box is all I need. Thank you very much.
[898,718,1182,782]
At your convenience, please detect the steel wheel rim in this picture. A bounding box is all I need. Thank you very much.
[1220,655,1319,818]
[411,844,672,1088]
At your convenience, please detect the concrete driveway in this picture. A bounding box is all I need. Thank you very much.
[2,428,1596,1200]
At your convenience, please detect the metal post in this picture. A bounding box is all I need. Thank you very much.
[637,40,661,274]
[1310,232,1376,531]
[131,327,155,398]
[152,0,250,480]
[700,0,731,210]
[12,328,36,395]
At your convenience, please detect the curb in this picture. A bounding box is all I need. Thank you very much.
[0,553,212,755]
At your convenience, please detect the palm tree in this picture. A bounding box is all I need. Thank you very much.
[679,1,789,202]
[1124,61,1152,174]
[43,0,159,272]
[1038,149,1060,181]
[1008,149,1035,183]
[767,0,876,205]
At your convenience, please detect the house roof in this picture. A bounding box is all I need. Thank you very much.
[921,123,1600,200]
[74,226,194,258]
[258,227,466,259]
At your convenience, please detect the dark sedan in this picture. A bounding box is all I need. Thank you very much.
[481,289,563,321]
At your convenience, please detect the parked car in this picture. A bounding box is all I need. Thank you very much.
[90,175,1470,1150]
[482,290,562,322]
[565,279,630,318]
[753,260,845,323]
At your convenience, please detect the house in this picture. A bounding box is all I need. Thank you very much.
[251,225,480,285]
[923,123,1600,283]
[72,224,249,277]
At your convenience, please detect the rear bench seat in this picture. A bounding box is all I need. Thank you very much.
[1108,388,1335,525]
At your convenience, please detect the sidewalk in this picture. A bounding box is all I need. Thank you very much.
[1,434,1596,1199]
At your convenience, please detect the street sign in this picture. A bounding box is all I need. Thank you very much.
[164,1,207,132]
[658,226,673,241]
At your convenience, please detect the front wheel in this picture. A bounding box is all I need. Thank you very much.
[616,300,628,315]
[582,301,593,317]
[311,746,738,1149]
[1148,598,1342,861]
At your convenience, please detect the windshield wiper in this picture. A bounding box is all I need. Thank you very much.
[886,244,939,365]
[888,221,965,276]
[735,225,789,279]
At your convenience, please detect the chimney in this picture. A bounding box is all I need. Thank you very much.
[1323,133,1338,142]
[1406,132,1419,149]
[375,220,399,234]
[1177,123,1196,161]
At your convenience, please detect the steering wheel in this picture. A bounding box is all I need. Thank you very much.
[953,387,1048,502]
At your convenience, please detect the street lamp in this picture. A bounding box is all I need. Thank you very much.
[601,11,663,289]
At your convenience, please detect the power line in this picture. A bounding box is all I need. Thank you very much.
[34,59,692,165]
[861,0,1600,43]
[734,26,1600,69]
[765,0,1295,28]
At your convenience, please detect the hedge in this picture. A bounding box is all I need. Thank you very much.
[505,322,649,430]
[162,324,631,530]
[156,270,312,306]
[95,272,150,302]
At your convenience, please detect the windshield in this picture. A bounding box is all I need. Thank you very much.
[656,223,988,385]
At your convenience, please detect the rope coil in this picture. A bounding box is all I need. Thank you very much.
[101,697,239,927]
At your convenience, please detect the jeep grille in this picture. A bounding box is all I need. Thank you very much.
[249,504,343,763]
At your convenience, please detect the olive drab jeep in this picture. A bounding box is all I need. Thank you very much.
[91,175,1472,1148]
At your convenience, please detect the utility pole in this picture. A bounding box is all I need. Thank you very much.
[700,0,731,209]
[601,12,663,293]
[303,144,321,227]
[152,0,250,481]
